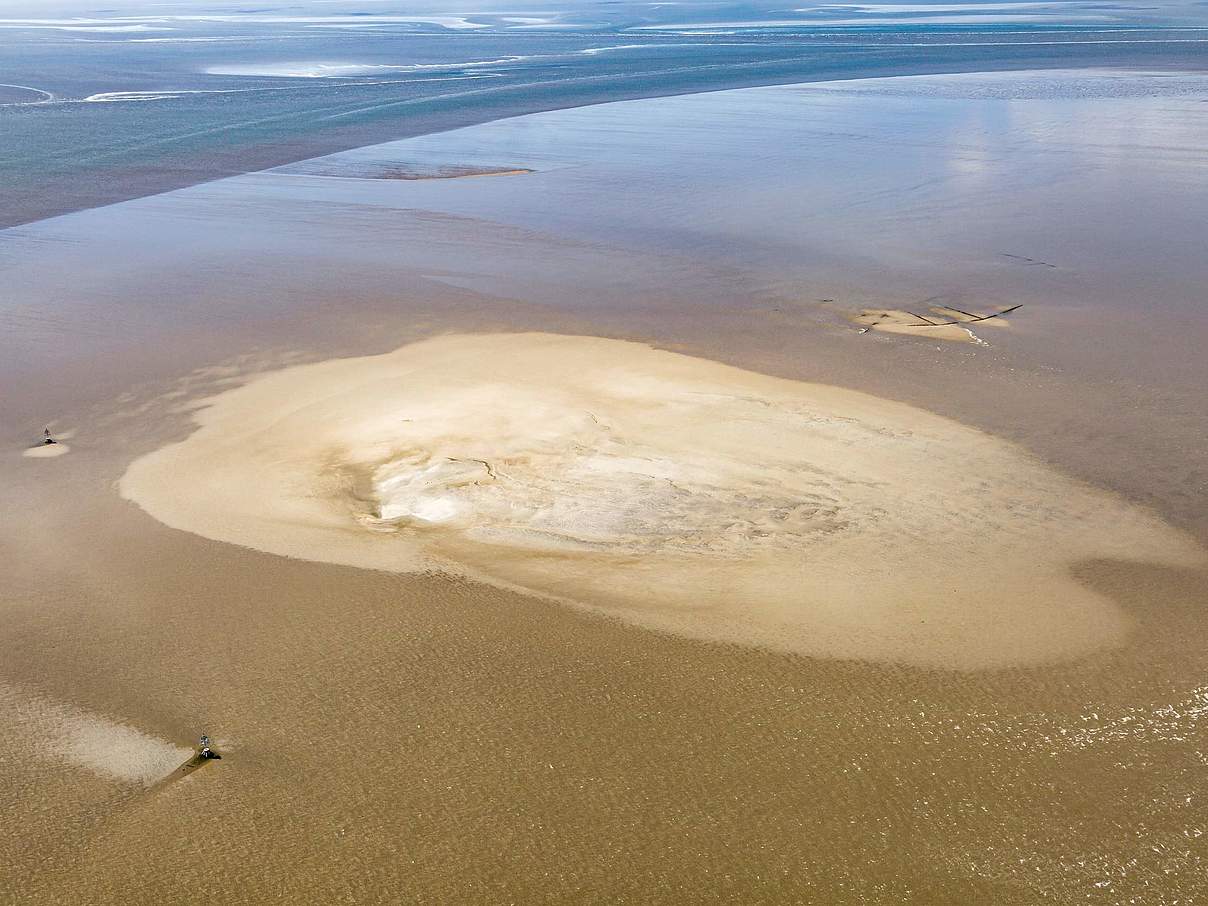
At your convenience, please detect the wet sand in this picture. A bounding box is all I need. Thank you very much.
[4,71,1208,903]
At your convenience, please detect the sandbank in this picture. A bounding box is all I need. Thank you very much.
[22,443,70,458]
[0,684,191,787]
[379,167,533,181]
[854,306,1017,344]
[120,333,1203,669]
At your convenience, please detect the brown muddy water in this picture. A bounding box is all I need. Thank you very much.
[3,70,1208,903]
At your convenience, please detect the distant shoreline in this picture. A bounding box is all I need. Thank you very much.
[6,51,1206,231]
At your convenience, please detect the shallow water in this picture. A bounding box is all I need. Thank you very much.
[3,69,1208,902]
[3,0,1208,225]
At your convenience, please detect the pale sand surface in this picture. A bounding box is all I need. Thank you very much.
[853,307,1015,344]
[120,332,1202,669]
[23,442,70,458]
[0,684,191,786]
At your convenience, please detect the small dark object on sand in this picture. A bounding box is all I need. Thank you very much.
[43,427,56,445]
[198,734,222,760]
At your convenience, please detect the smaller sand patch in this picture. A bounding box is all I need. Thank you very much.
[22,427,75,458]
[23,443,70,458]
[378,166,532,181]
[274,158,533,181]
[855,304,1019,344]
[1,684,191,786]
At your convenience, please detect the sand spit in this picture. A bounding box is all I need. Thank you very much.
[379,166,533,181]
[120,333,1203,669]
[0,684,191,787]
[22,442,69,458]
[22,427,74,458]
[854,305,1018,344]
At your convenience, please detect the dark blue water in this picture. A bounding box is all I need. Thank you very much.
[2,0,1207,226]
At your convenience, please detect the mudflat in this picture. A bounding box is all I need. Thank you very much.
[5,72,1208,903]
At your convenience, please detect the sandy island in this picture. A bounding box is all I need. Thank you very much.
[120,333,1203,669]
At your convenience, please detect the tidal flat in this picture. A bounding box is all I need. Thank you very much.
[3,70,1208,903]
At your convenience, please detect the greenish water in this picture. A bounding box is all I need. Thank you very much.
[2,0,1207,226]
